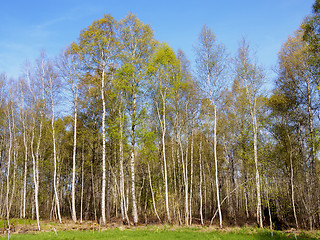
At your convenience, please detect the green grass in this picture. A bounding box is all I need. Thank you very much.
[0,218,36,228]
[0,227,317,240]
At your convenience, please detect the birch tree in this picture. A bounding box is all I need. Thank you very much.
[118,13,155,224]
[70,15,118,226]
[234,39,264,228]
[195,25,227,229]
[148,43,180,223]
[46,57,62,224]
[58,50,81,223]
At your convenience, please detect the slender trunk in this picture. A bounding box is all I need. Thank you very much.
[91,154,97,221]
[199,140,204,225]
[71,93,78,223]
[156,88,171,223]
[6,112,12,227]
[50,79,62,224]
[106,168,111,221]
[8,104,16,218]
[119,108,129,224]
[148,163,161,223]
[306,76,316,228]
[267,187,272,230]
[31,120,41,231]
[189,127,194,225]
[101,68,107,225]
[214,104,222,228]
[178,132,188,225]
[21,109,28,219]
[131,93,138,225]
[8,150,16,216]
[288,134,299,229]
[23,136,28,219]
[253,111,262,228]
[160,96,170,223]
[80,142,84,224]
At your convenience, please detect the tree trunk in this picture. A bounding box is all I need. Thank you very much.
[158,95,170,223]
[130,93,138,225]
[148,163,161,223]
[21,108,28,219]
[252,110,263,228]
[80,142,84,224]
[199,140,204,225]
[119,107,129,224]
[214,104,222,228]
[31,120,41,231]
[288,134,299,229]
[6,110,12,228]
[50,77,62,224]
[71,91,78,223]
[101,68,107,226]
[189,127,194,225]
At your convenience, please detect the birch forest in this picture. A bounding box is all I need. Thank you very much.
[1,1,320,231]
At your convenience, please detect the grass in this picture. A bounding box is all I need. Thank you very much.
[0,219,36,228]
[0,225,318,240]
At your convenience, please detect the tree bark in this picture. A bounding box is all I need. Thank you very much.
[199,139,204,225]
[288,134,299,229]
[252,109,263,228]
[71,83,78,223]
[50,78,62,224]
[130,93,138,225]
[214,104,222,228]
[119,107,129,224]
[101,68,107,226]
[148,163,161,223]
[6,108,12,228]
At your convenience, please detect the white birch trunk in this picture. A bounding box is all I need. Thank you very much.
[71,85,78,223]
[156,93,171,223]
[288,134,298,229]
[130,93,138,225]
[20,85,28,219]
[22,127,28,219]
[6,110,12,227]
[214,104,222,228]
[49,76,62,224]
[148,163,161,222]
[252,109,262,228]
[189,127,194,225]
[199,140,204,225]
[80,143,84,224]
[101,68,107,226]
[31,119,41,231]
[119,108,129,224]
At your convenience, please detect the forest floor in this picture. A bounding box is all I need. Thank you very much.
[0,219,318,239]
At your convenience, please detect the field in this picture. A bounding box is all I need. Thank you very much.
[0,220,318,240]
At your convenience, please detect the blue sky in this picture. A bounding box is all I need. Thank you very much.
[0,0,315,82]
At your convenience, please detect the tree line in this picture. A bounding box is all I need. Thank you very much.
[1,1,320,230]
